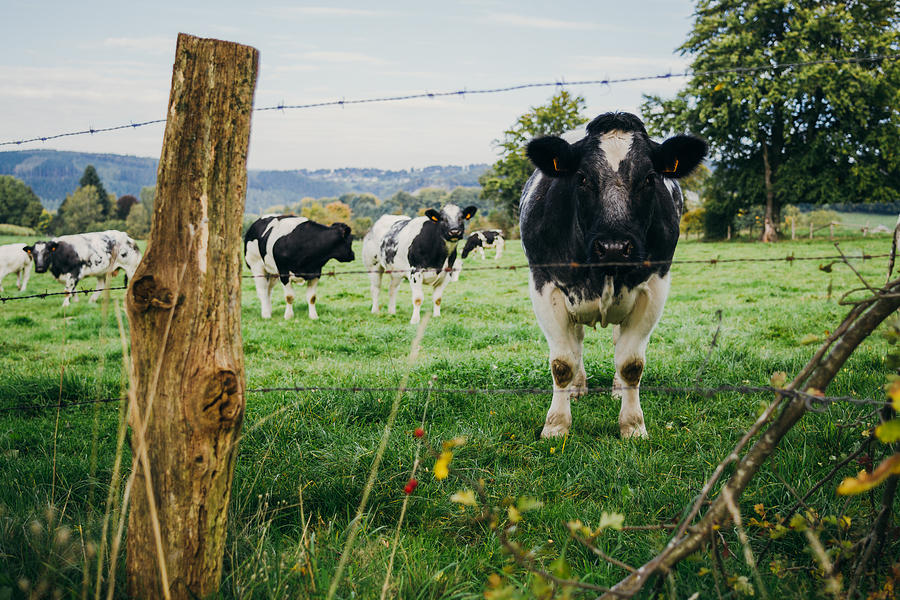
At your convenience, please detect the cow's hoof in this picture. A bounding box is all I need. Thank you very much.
[619,423,649,439]
[308,314,318,320]
[540,423,570,438]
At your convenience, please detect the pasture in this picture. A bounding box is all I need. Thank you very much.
[0,232,896,598]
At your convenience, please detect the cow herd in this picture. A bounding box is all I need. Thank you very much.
[1,113,707,438]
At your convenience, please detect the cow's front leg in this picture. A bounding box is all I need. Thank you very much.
[387,275,402,315]
[477,247,486,260]
[530,279,587,438]
[18,262,31,291]
[306,277,319,320]
[409,271,425,324]
[368,267,383,314]
[61,275,79,307]
[281,276,295,320]
[431,272,452,317]
[613,274,670,439]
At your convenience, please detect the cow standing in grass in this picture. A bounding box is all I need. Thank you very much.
[520,112,706,439]
[363,203,477,324]
[244,216,354,320]
[25,230,142,307]
[0,243,32,293]
[462,229,505,261]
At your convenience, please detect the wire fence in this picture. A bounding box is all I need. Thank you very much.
[0,382,890,416]
[0,251,892,304]
[2,53,898,148]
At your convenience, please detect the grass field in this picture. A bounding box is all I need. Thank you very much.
[0,231,897,599]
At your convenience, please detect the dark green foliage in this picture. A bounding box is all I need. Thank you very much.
[79,165,111,218]
[115,194,138,220]
[479,91,587,218]
[643,0,900,237]
[0,175,44,228]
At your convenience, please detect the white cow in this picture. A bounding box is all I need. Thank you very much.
[26,230,142,306]
[0,243,32,292]
[362,203,476,324]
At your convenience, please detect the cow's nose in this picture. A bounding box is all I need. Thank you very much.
[592,239,634,263]
[449,229,462,238]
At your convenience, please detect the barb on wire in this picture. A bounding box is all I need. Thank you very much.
[3,54,898,148]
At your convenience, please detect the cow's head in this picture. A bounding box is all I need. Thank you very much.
[424,203,477,242]
[526,112,706,269]
[329,222,355,263]
[23,241,57,273]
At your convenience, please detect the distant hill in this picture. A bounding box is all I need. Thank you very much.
[0,150,489,213]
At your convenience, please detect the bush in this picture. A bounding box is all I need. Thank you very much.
[0,223,37,236]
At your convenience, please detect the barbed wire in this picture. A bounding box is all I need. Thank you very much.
[0,382,888,415]
[0,251,890,304]
[2,53,897,148]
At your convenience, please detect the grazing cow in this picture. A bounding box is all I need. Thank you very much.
[461,229,505,261]
[0,243,32,292]
[25,230,142,307]
[363,203,477,324]
[519,112,707,439]
[244,216,354,320]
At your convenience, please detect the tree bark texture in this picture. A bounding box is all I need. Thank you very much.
[125,33,258,600]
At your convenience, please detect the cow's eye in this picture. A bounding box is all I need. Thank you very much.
[577,172,588,188]
[644,173,656,188]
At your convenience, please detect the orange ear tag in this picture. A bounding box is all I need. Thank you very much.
[552,157,560,173]
[664,158,679,174]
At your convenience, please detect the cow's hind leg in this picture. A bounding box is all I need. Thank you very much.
[530,279,587,438]
[306,278,319,320]
[251,269,274,318]
[613,274,670,439]
[89,275,108,302]
[281,276,295,320]
[387,275,402,315]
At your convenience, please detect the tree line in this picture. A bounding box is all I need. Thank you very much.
[0,165,155,238]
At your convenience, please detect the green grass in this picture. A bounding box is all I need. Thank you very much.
[0,233,897,599]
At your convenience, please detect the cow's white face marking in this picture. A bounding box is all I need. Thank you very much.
[599,131,633,172]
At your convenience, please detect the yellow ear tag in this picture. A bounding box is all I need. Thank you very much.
[664,158,679,174]
[430,215,439,222]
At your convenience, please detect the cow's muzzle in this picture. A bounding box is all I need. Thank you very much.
[592,239,636,264]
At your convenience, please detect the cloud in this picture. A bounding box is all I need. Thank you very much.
[484,13,607,31]
[301,51,388,66]
[102,36,174,55]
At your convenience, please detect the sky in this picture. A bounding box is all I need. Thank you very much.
[2,1,697,171]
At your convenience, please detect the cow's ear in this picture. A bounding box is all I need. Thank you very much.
[425,209,441,222]
[332,222,352,238]
[653,135,707,179]
[49,242,58,252]
[526,136,580,178]
[23,246,32,254]
[462,205,477,220]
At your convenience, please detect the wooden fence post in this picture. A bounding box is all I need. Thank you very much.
[125,33,258,599]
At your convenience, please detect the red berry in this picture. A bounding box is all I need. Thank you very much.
[404,478,419,494]
[413,428,425,438]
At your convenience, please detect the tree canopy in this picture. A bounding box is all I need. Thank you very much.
[0,175,44,228]
[80,165,113,218]
[479,90,588,218]
[642,0,900,240]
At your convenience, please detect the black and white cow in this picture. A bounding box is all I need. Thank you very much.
[25,230,142,307]
[244,216,354,320]
[461,229,505,261]
[363,203,477,324]
[0,243,33,292]
[519,112,706,439]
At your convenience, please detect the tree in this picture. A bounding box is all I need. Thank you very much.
[126,203,151,239]
[479,90,588,218]
[79,165,112,218]
[55,185,104,234]
[0,175,44,228]
[116,194,139,220]
[643,0,900,241]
